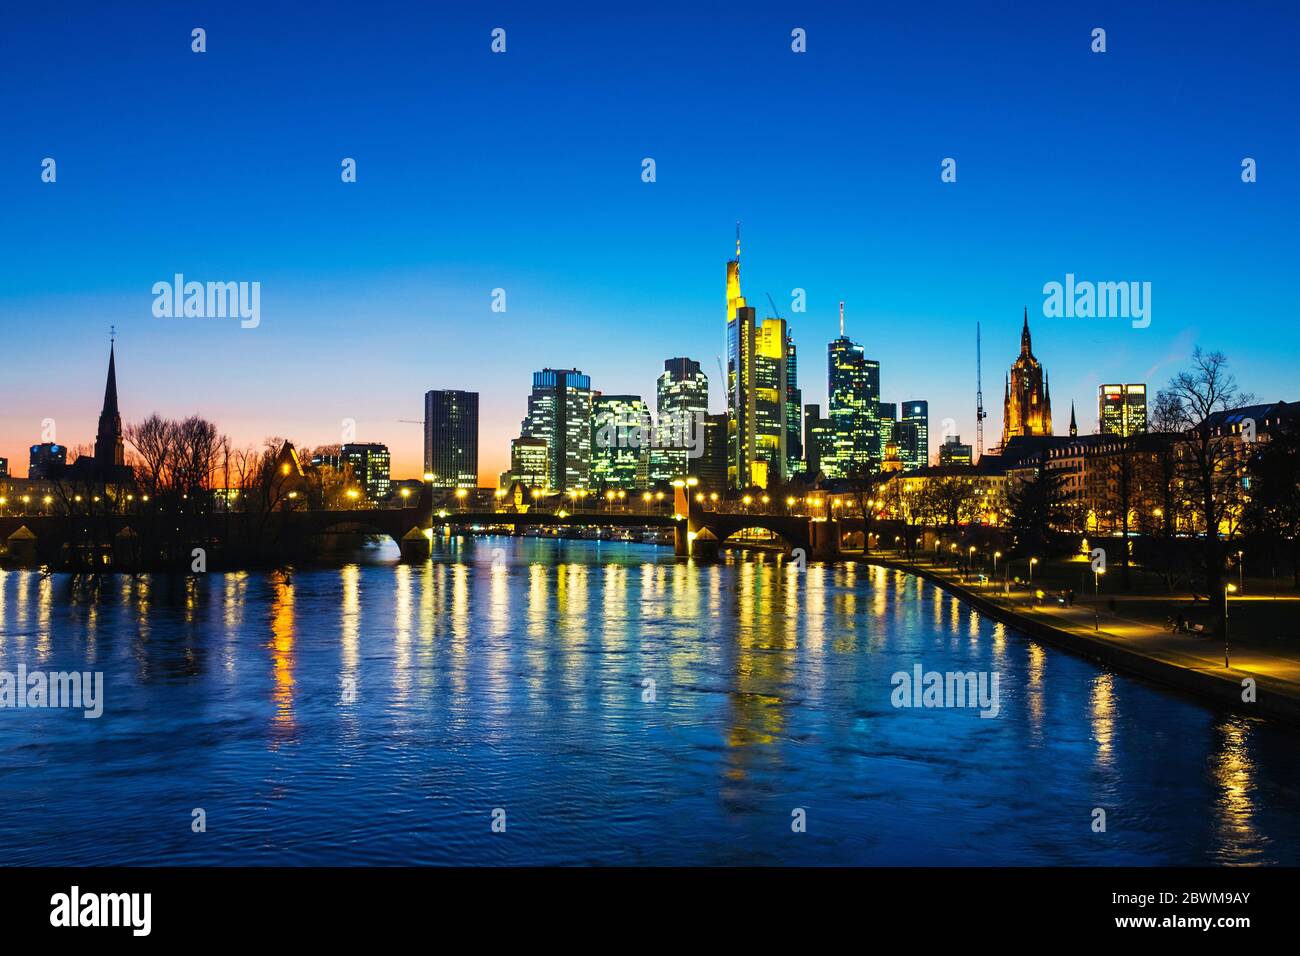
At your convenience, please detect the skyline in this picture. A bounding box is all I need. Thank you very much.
[2,1,1296,479]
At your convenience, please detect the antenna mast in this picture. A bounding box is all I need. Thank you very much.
[976,321,987,460]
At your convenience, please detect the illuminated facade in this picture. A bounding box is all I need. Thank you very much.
[1002,309,1054,444]
[726,227,757,489]
[423,389,479,489]
[785,334,803,478]
[826,304,879,477]
[592,393,650,490]
[521,368,593,492]
[899,400,929,469]
[753,317,789,488]
[652,358,709,486]
[1098,383,1147,437]
[939,434,973,466]
[803,403,835,475]
[506,436,549,489]
[341,443,391,500]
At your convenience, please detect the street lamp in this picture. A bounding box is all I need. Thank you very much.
[1236,550,1244,595]
[1029,557,1038,585]
[993,550,1001,574]
[1224,582,1238,667]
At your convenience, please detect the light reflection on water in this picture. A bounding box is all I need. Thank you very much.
[1,536,1299,865]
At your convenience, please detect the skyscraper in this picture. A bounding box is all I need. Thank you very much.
[753,317,789,488]
[785,332,803,478]
[652,358,709,486]
[899,400,929,469]
[28,442,67,479]
[521,368,593,492]
[1098,384,1147,437]
[1002,308,1054,443]
[726,226,757,489]
[423,390,479,489]
[826,302,877,477]
[592,393,650,490]
[878,401,897,462]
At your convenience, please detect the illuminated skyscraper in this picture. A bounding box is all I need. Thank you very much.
[899,400,929,469]
[1098,384,1147,437]
[651,358,709,486]
[423,389,479,489]
[753,317,789,488]
[521,368,593,492]
[785,332,803,478]
[826,302,878,477]
[1002,308,1054,443]
[592,393,650,490]
[726,226,757,489]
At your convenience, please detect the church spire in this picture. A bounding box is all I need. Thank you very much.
[1069,401,1078,437]
[1020,306,1032,355]
[94,337,125,468]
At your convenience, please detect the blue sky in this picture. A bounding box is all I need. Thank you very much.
[1,0,1295,479]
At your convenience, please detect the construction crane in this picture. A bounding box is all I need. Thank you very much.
[975,322,987,460]
[765,292,783,320]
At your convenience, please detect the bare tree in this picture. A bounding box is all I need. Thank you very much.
[1164,349,1252,630]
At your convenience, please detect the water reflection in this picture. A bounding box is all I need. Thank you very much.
[2,540,1300,866]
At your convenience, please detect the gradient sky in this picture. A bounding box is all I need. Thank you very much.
[2,1,1296,481]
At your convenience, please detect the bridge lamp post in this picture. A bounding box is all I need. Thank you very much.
[455,488,469,511]
[22,495,31,516]
[742,494,752,514]
[785,496,796,515]
[346,488,360,509]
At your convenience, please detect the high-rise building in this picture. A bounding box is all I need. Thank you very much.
[0,458,8,478]
[803,404,835,476]
[692,412,729,492]
[521,368,593,492]
[652,358,709,486]
[592,393,650,490]
[341,443,391,500]
[826,302,878,477]
[506,436,549,489]
[423,390,479,489]
[878,402,898,461]
[1098,384,1147,437]
[28,442,67,479]
[785,333,803,478]
[939,434,973,466]
[753,317,789,488]
[899,400,929,469]
[1002,308,1054,443]
[726,228,757,489]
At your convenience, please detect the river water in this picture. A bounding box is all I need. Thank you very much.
[1,537,1297,865]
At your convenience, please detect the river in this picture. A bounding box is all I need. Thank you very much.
[1,537,1297,865]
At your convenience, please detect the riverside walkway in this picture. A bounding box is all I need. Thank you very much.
[869,553,1300,725]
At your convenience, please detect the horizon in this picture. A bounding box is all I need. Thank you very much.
[2,0,1295,480]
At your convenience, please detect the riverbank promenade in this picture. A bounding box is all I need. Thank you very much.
[869,552,1300,724]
